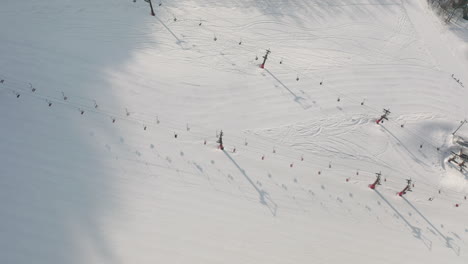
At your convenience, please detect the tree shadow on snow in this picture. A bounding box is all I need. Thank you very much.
[188,0,403,25]
[0,0,166,263]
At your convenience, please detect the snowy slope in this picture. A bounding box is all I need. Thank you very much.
[1,0,468,263]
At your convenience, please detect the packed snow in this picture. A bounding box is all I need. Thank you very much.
[1,0,468,263]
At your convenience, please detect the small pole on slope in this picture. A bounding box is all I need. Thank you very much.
[398,179,412,196]
[376,109,391,124]
[452,119,467,136]
[369,171,382,189]
[217,130,224,150]
[145,0,156,16]
[260,49,271,69]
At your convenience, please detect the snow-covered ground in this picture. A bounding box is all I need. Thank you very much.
[1,0,468,263]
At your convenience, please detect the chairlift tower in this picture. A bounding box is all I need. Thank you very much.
[260,49,271,69]
[369,172,382,189]
[217,130,224,150]
[376,109,391,124]
[145,0,155,16]
[398,179,413,196]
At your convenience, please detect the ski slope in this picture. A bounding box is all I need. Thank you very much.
[1,0,468,263]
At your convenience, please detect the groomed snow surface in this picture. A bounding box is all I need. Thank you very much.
[1,0,468,263]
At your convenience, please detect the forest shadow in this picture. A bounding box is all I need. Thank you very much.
[0,0,163,263]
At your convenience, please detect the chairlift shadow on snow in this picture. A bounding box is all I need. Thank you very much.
[380,125,429,168]
[154,14,188,48]
[222,150,278,216]
[402,197,461,256]
[264,69,311,109]
[374,190,433,250]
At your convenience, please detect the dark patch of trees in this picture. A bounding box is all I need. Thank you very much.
[429,0,468,22]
